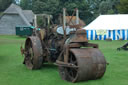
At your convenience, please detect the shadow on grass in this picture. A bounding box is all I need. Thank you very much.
[40,63,57,70]
[0,56,6,64]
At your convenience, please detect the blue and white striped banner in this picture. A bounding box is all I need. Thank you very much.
[86,29,128,40]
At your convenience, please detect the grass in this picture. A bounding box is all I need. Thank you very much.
[0,35,128,85]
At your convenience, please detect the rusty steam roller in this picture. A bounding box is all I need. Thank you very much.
[20,8,107,83]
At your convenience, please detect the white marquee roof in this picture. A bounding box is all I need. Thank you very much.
[83,14,128,30]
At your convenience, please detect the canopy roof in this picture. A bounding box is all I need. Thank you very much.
[83,14,128,30]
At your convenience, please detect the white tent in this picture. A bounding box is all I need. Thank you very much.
[83,14,128,40]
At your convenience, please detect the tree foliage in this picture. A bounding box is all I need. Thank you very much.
[0,0,13,12]
[19,0,126,24]
[32,0,59,14]
[99,0,120,14]
[20,0,32,10]
[117,0,128,14]
[0,0,18,12]
[30,0,91,24]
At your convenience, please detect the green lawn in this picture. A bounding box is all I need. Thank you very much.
[0,35,128,85]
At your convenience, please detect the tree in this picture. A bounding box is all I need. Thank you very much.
[32,0,59,14]
[20,0,120,24]
[0,0,13,12]
[20,0,32,10]
[19,0,96,24]
[99,1,112,14]
[99,0,120,14]
[117,0,128,14]
[85,0,106,23]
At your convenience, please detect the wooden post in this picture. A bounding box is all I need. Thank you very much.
[34,15,37,28]
[47,15,50,33]
[63,8,66,39]
[76,8,79,25]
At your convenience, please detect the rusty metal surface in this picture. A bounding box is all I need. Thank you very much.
[39,29,46,40]
[69,24,81,29]
[58,48,106,82]
[70,48,106,82]
[82,43,98,48]
[21,26,107,82]
[70,29,88,43]
[24,36,43,69]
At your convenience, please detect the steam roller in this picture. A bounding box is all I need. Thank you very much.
[56,29,107,82]
[20,8,107,83]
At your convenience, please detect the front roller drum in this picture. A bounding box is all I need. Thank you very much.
[58,48,107,82]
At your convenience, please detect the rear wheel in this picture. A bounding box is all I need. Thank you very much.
[24,37,43,70]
